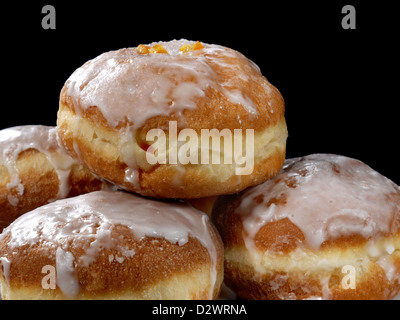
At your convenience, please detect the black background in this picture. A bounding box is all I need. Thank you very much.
[0,0,399,309]
[1,0,398,188]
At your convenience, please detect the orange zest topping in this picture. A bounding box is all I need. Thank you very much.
[137,41,204,55]
[191,41,204,50]
[136,44,168,55]
[150,44,168,54]
[136,44,151,54]
[179,44,192,53]
[179,41,204,53]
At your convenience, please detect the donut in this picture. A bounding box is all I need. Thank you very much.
[212,154,400,300]
[57,39,287,199]
[187,196,218,217]
[0,190,224,300]
[0,125,109,232]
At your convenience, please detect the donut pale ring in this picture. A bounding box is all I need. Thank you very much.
[0,126,109,232]
[212,154,400,300]
[57,39,287,199]
[0,190,224,300]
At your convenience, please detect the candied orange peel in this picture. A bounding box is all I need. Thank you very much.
[180,41,204,53]
[137,44,168,54]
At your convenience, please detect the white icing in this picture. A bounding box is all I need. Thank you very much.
[236,154,400,251]
[0,191,218,298]
[0,126,78,205]
[56,247,80,298]
[0,257,10,285]
[377,256,397,282]
[66,40,263,130]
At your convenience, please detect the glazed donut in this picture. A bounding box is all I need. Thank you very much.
[212,154,400,300]
[0,190,224,300]
[0,125,109,232]
[57,39,287,199]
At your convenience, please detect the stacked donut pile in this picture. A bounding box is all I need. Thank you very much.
[0,40,399,300]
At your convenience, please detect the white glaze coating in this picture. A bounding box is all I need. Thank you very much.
[65,39,265,130]
[0,126,78,205]
[0,257,10,285]
[236,154,400,252]
[0,191,219,298]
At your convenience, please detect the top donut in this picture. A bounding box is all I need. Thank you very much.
[57,40,288,198]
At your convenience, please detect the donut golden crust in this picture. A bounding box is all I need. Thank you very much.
[57,39,287,199]
[212,154,400,300]
[0,126,108,232]
[0,191,224,300]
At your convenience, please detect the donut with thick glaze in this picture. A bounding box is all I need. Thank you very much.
[57,39,287,199]
[212,154,400,300]
[0,125,109,232]
[0,190,224,300]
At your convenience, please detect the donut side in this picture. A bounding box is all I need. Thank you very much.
[0,231,223,300]
[212,155,400,300]
[57,102,287,198]
[187,196,218,216]
[0,191,224,300]
[57,40,288,199]
[213,195,400,300]
[0,148,106,231]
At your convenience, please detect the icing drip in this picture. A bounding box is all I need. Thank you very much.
[0,126,78,205]
[236,154,400,251]
[56,247,79,298]
[0,191,219,298]
[0,257,10,285]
